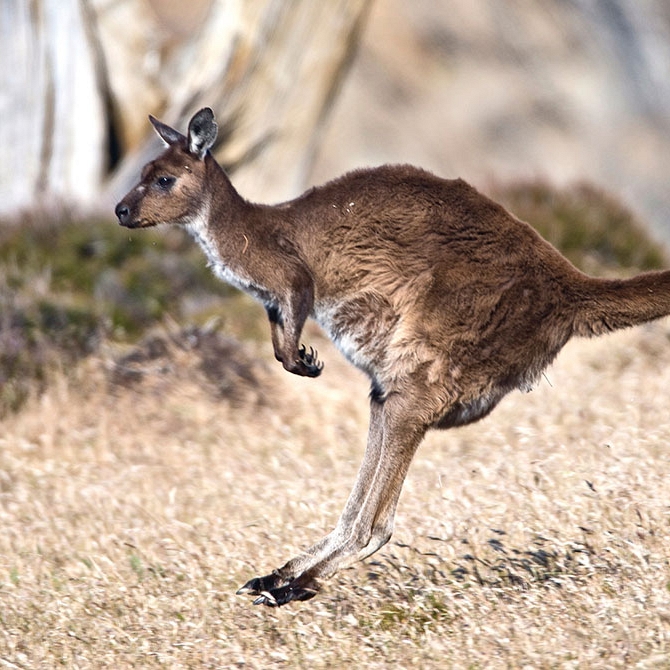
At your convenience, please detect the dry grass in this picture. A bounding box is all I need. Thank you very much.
[1,314,670,668]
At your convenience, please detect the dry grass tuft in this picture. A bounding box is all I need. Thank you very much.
[1,315,669,668]
[108,322,270,407]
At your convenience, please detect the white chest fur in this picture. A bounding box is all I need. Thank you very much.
[185,209,269,302]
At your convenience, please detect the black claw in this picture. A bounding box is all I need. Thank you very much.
[238,571,320,607]
[252,591,278,607]
[297,344,324,376]
[236,572,284,596]
[236,580,259,596]
[252,585,317,607]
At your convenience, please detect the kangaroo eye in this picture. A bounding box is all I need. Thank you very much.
[156,176,175,190]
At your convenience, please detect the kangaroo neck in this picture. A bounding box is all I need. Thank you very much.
[186,160,274,297]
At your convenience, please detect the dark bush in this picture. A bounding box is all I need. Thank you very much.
[495,180,667,275]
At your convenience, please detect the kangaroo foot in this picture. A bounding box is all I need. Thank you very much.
[297,344,324,377]
[236,571,285,596]
[237,570,320,607]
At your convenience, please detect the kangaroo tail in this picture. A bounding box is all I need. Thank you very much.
[572,270,670,337]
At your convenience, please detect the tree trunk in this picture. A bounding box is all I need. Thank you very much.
[0,0,106,215]
[0,0,372,218]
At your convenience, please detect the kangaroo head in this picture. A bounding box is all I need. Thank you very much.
[115,108,219,229]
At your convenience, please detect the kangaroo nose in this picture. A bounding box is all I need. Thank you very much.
[115,202,130,225]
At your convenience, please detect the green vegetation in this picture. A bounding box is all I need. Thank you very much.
[0,212,231,333]
[496,180,667,274]
[0,212,232,415]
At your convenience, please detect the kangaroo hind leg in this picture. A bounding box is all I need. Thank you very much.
[237,392,432,606]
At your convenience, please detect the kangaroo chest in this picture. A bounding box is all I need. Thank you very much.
[187,216,274,306]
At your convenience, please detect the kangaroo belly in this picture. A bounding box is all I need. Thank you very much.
[314,292,398,375]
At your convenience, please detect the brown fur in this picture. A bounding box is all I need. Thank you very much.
[116,108,670,606]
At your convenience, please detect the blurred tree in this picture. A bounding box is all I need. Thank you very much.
[0,0,372,217]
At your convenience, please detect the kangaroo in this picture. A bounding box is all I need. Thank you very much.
[116,108,670,607]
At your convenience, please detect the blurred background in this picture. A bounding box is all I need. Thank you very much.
[314,0,670,245]
[3,6,670,666]
[2,0,669,240]
[2,0,670,414]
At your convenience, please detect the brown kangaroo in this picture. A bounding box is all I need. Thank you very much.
[116,108,670,607]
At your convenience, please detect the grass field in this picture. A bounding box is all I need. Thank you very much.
[1,306,669,668]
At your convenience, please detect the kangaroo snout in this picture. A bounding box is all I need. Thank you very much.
[115,201,132,227]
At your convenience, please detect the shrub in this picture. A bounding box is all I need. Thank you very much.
[494,180,667,275]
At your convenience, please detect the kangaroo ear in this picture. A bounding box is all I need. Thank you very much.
[187,107,218,160]
[149,115,185,146]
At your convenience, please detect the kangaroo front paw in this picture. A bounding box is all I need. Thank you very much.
[297,344,324,377]
[237,571,320,607]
